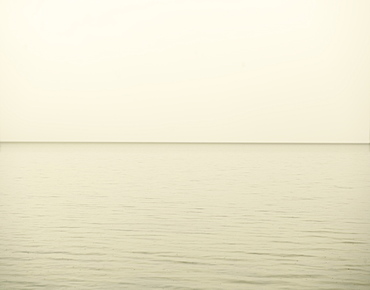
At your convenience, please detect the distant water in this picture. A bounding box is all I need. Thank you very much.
[0,143,369,290]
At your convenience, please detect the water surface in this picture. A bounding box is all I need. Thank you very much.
[0,143,369,289]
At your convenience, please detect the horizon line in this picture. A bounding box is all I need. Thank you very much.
[0,141,368,145]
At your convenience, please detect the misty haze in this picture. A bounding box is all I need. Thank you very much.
[0,0,370,289]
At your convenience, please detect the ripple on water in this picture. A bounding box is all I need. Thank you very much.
[0,143,369,290]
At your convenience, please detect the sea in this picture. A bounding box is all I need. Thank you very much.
[0,143,369,289]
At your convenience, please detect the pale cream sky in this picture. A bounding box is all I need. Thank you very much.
[0,0,369,142]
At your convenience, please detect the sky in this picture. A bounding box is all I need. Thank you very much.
[0,0,369,143]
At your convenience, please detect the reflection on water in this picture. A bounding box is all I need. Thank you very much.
[0,143,369,289]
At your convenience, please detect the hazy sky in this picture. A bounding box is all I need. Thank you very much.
[1,0,369,143]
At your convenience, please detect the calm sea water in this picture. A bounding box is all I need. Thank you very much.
[0,143,369,289]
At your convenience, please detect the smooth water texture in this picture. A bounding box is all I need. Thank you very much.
[0,143,369,289]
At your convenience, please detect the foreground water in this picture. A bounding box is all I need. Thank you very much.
[0,143,369,289]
